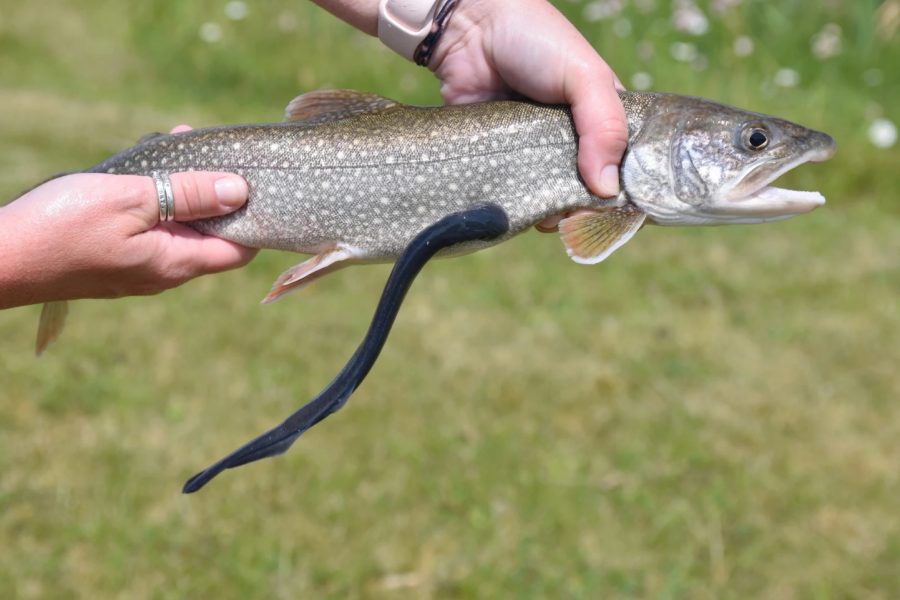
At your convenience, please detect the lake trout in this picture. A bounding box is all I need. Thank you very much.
[29,89,835,491]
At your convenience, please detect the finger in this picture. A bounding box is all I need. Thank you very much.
[144,171,249,223]
[567,63,629,198]
[535,214,563,233]
[170,124,193,134]
[182,231,258,274]
[144,223,258,280]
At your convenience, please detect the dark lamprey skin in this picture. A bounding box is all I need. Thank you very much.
[182,205,510,493]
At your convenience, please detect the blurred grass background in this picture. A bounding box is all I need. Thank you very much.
[0,0,898,597]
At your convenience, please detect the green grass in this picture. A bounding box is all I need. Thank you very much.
[1,1,898,598]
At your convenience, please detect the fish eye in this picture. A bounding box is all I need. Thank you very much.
[743,127,770,150]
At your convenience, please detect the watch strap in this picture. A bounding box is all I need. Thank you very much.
[378,0,447,61]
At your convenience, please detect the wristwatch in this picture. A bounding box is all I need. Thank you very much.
[377,0,448,61]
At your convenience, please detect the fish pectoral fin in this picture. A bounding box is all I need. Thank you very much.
[559,203,646,265]
[262,246,358,304]
[284,89,401,124]
[36,300,69,356]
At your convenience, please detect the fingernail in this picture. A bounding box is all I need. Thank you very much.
[598,165,621,197]
[214,176,248,208]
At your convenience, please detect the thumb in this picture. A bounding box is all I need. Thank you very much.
[567,63,629,198]
[137,171,249,226]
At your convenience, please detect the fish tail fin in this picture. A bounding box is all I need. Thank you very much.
[36,301,69,356]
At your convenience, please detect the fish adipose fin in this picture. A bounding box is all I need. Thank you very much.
[559,203,646,264]
[36,300,69,356]
[262,246,360,304]
[183,204,511,494]
[284,90,400,124]
[137,132,166,145]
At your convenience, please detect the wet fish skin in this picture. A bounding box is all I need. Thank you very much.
[92,95,598,259]
[91,90,834,253]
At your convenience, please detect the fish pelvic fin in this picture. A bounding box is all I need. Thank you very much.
[284,89,400,124]
[559,203,646,265]
[261,246,361,305]
[36,300,69,356]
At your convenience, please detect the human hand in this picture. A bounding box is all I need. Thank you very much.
[429,0,629,228]
[0,135,257,308]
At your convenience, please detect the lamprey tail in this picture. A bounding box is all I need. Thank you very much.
[183,205,510,493]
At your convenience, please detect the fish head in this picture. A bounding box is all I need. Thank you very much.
[622,94,836,225]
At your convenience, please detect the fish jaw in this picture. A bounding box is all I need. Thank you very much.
[710,133,836,222]
[724,186,825,221]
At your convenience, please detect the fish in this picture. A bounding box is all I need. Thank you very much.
[28,89,835,491]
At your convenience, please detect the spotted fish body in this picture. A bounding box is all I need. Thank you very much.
[89,90,834,272]
[36,89,834,352]
[93,94,608,260]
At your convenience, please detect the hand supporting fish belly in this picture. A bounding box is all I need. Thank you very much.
[24,89,835,491]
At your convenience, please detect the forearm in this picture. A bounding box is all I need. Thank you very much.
[308,0,380,36]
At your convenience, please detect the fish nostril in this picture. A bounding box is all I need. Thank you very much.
[810,132,837,161]
[815,141,836,161]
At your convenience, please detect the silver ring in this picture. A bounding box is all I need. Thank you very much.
[151,171,175,222]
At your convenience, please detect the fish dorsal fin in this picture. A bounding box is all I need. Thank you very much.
[284,90,400,123]
[559,203,646,264]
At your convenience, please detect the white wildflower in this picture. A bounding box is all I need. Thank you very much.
[670,41,698,62]
[199,22,223,43]
[733,35,754,57]
[774,68,800,88]
[811,23,842,60]
[673,0,709,36]
[583,0,624,22]
[224,1,248,21]
[631,72,654,91]
[869,118,897,149]
[277,12,298,32]
[712,0,742,14]
[613,18,633,38]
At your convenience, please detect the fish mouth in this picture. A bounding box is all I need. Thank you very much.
[714,138,836,221]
